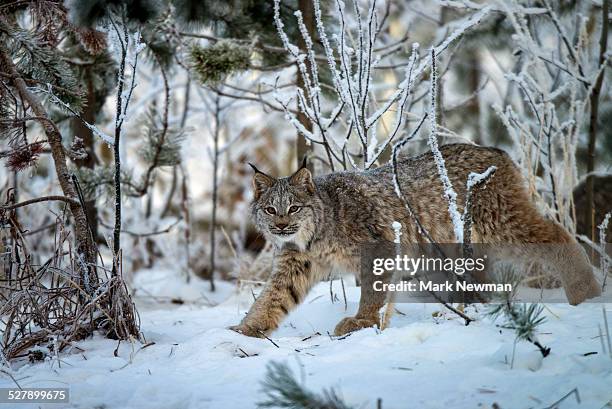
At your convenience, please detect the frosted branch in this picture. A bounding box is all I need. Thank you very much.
[427,48,463,242]
[366,43,420,168]
[600,212,611,291]
[391,113,435,242]
[463,166,497,253]
[37,85,114,145]
[367,6,492,127]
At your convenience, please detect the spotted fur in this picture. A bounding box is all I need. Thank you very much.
[230,144,601,337]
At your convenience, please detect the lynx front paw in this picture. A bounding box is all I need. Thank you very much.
[228,324,266,338]
[334,316,379,336]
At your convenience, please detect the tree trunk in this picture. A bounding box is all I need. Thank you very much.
[71,65,100,242]
[0,45,97,292]
[585,0,609,240]
[208,95,220,292]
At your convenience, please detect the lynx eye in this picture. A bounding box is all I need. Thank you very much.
[288,205,301,214]
[265,206,277,215]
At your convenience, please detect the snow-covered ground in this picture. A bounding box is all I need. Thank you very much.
[1,270,611,409]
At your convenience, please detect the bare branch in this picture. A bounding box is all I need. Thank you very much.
[1,195,79,210]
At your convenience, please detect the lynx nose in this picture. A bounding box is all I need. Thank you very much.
[276,222,288,230]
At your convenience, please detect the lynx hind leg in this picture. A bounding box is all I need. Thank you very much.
[471,171,600,305]
[334,245,395,336]
[517,221,600,305]
[334,277,387,336]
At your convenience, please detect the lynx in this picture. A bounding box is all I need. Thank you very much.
[230,144,601,338]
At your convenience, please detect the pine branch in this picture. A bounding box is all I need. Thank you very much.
[258,361,354,409]
[0,42,98,293]
[487,269,550,357]
[136,58,172,196]
[189,41,250,85]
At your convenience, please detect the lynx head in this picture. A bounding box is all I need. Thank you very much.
[249,158,320,249]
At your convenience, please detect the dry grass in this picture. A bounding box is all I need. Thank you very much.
[1,205,140,362]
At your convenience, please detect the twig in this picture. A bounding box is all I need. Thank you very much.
[207,92,220,292]
[136,57,171,197]
[1,195,79,210]
[0,369,22,389]
[340,277,347,311]
[110,13,128,272]
[603,307,611,358]
[543,387,580,409]
[598,324,607,355]
[258,331,280,348]
[463,166,497,256]
[99,218,181,237]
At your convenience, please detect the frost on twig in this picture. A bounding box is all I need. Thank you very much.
[463,166,496,255]
[36,84,114,145]
[273,0,343,170]
[599,212,611,291]
[370,4,492,128]
[366,42,420,168]
[392,221,402,244]
[476,0,610,233]
[427,48,463,243]
[271,0,491,172]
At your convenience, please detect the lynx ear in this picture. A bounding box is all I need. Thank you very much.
[289,160,315,194]
[249,163,275,200]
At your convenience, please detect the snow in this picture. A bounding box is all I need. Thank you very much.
[392,221,402,244]
[600,213,611,245]
[2,275,611,409]
[466,166,497,190]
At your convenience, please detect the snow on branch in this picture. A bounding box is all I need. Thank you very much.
[109,20,145,134]
[391,113,435,242]
[463,166,497,248]
[466,166,497,191]
[294,9,322,112]
[369,5,492,128]
[273,0,346,170]
[427,48,463,243]
[272,0,491,171]
[313,0,343,98]
[438,0,546,15]
[36,84,114,145]
[472,0,608,230]
[366,42,420,168]
[600,212,611,291]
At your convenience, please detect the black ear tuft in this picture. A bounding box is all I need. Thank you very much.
[249,163,276,200]
[248,162,260,173]
[248,162,274,179]
[299,156,308,170]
